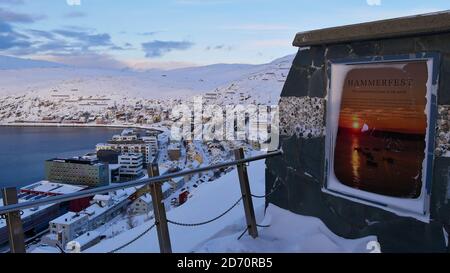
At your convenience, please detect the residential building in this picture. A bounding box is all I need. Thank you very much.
[112,134,139,142]
[48,212,89,248]
[168,143,182,161]
[109,164,121,183]
[119,153,144,179]
[97,149,120,164]
[203,92,218,102]
[129,194,152,215]
[44,188,132,249]
[97,134,155,165]
[91,194,113,207]
[142,135,158,158]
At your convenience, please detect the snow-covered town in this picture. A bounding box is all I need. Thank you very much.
[1,1,450,262]
[0,50,292,252]
[0,52,380,254]
[0,55,291,127]
[0,125,376,253]
[0,122,265,253]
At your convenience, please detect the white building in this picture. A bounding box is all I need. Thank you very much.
[130,194,152,215]
[97,133,156,164]
[43,187,136,250]
[91,194,113,207]
[142,135,158,158]
[203,92,218,102]
[48,212,89,248]
[112,134,138,142]
[119,153,144,178]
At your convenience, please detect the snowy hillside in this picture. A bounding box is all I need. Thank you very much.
[0,55,293,99]
[85,159,377,253]
[0,55,295,124]
[205,55,293,106]
[85,158,268,253]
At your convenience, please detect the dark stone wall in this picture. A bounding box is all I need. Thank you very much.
[266,32,450,253]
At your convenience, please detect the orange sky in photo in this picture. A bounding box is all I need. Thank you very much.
[338,61,428,135]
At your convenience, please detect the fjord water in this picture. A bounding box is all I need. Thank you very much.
[0,126,121,189]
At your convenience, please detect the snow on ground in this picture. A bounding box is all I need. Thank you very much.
[206,55,293,106]
[86,158,377,253]
[196,204,377,253]
[86,159,268,253]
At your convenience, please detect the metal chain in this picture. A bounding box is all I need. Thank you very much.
[108,222,156,253]
[237,227,248,240]
[168,197,243,227]
[251,180,283,199]
[237,223,271,240]
[55,244,66,253]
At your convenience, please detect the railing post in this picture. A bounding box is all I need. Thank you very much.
[148,164,172,253]
[1,188,26,253]
[234,148,258,239]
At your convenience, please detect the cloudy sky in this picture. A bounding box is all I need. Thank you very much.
[1,0,449,69]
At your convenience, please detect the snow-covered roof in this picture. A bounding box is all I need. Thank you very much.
[162,183,172,193]
[158,165,169,175]
[84,203,108,216]
[23,180,86,195]
[136,194,152,204]
[121,129,135,136]
[168,143,181,150]
[93,194,111,202]
[74,231,101,246]
[109,164,121,171]
[51,211,88,225]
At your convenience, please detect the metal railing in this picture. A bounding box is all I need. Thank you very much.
[0,149,282,253]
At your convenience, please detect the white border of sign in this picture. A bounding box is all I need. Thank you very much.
[323,54,439,223]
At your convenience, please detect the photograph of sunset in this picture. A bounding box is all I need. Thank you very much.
[333,61,429,198]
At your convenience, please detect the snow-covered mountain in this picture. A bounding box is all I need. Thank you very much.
[0,55,65,70]
[203,55,294,106]
[0,55,293,98]
[0,54,295,123]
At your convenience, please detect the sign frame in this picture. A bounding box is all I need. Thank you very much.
[323,53,440,222]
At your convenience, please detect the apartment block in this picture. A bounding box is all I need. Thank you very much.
[45,158,110,187]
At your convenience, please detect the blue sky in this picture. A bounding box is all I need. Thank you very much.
[1,0,450,69]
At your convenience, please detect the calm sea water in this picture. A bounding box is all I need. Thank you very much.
[334,128,424,198]
[0,126,122,189]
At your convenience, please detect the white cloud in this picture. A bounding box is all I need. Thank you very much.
[366,0,381,6]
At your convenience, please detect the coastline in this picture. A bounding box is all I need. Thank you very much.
[0,121,168,189]
[0,122,167,132]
